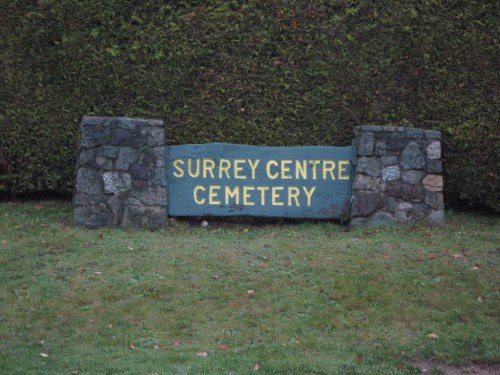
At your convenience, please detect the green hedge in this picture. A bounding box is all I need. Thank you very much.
[0,0,498,211]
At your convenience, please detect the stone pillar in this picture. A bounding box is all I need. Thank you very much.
[351,125,444,227]
[72,117,167,229]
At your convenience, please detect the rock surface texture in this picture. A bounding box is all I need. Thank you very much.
[73,117,166,229]
[351,125,444,227]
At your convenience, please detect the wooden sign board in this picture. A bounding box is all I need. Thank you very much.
[166,143,354,219]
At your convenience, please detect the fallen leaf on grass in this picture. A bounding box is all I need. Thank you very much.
[93,271,102,275]
[34,204,45,209]
[353,354,363,363]
[427,254,436,260]
[452,253,462,258]
[69,371,80,374]
[477,296,483,303]
[154,345,160,350]
[395,362,405,370]
[257,262,268,268]
[427,333,439,339]
[247,289,256,297]
[1,240,8,246]
[253,362,261,371]
[470,266,480,271]
[218,344,228,350]
[40,352,49,357]
[79,267,87,272]
[129,344,135,349]
[196,351,208,357]
[173,340,181,346]
[463,250,471,257]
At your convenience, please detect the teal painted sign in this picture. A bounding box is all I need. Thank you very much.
[166,143,354,218]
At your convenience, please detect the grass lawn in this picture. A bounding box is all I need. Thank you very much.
[0,201,498,374]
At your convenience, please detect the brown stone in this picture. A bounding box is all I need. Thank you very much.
[351,191,385,217]
[384,181,419,200]
[422,175,443,192]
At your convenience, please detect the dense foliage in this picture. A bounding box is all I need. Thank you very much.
[0,0,498,210]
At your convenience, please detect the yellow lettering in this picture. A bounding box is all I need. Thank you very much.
[219,159,231,179]
[208,185,221,205]
[302,186,316,206]
[248,159,260,179]
[281,160,292,179]
[338,160,350,180]
[243,186,255,205]
[193,185,205,204]
[234,159,247,179]
[266,160,279,179]
[225,186,240,204]
[322,160,336,180]
[173,159,184,178]
[256,186,269,205]
[288,186,300,206]
[295,160,307,179]
[188,158,200,178]
[309,160,320,180]
[203,159,215,178]
[272,186,284,206]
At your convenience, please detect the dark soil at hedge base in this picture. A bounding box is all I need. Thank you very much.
[0,1,498,211]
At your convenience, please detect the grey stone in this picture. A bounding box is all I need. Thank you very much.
[385,139,407,154]
[81,126,111,148]
[81,116,107,126]
[95,156,113,170]
[405,128,424,138]
[396,202,413,223]
[76,168,102,194]
[151,146,166,167]
[78,149,94,167]
[428,209,445,225]
[73,205,114,228]
[413,203,432,218]
[357,157,382,177]
[385,197,399,213]
[349,217,368,228]
[384,181,419,199]
[382,126,397,132]
[139,126,165,147]
[390,129,408,139]
[427,159,443,174]
[103,172,132,194]
[353,174,379,191]
[374,141,387,156]
[356,131,375,156]
[130,187,167,206]
[107,195,123,225]
[131,167,166,187]
[425,192,444,210]
[110,128,142,148]
[381,155,398,166]
[382,165,401,181]
[401,141,426,170]
[402,170,425,184]
[138,151,158,167]
[73,193,107,206]
[111,117,137,130]
[425,130,441,139]
[129,163,155,180]
[97,146,120,158]
[122,205,166,229]
[351,191,385,217]
[115,147,139,171]
[358,125,383,132]
[426,141,441,159]
[367,211,396,226]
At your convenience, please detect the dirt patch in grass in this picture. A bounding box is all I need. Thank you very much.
[412,359,500,374]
